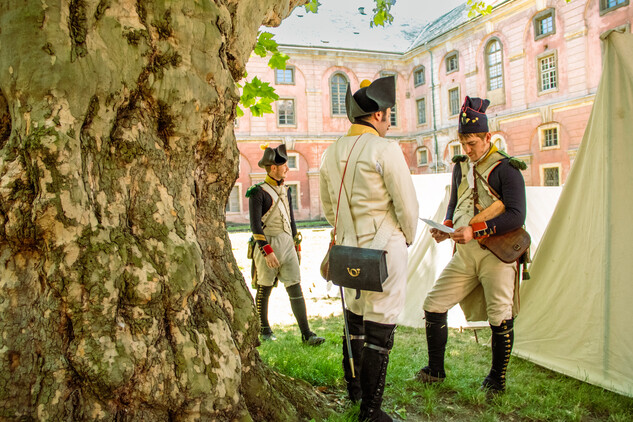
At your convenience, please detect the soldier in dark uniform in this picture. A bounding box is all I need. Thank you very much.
[414,96,527,398]
[247,144,325,346]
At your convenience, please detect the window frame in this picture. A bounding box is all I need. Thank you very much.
[540,164,562,186]
[330,72,348,117]
[448,141,462,158]
[416,146,429,167]
[534,9,556,40]
[276,98,296,126]
[225,184,242,213]
[448,87,460,116]
[539,123,561,150]
[286,152,300,171]
[537,51,558,94]
[485,38,504,91]
[600,0,628,15]
[413,66,426,87]
[285,182,301,211]
[274,66,295,85]
[416,97,427,125]
[445,52,459,74]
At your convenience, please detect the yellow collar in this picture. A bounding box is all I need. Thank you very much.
[265,175,283,186]
[475,144,499,166]
[347,124,379,137]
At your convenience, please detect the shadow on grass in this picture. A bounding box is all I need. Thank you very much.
[258,316,633,421]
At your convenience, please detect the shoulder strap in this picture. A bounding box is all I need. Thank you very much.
[260,183,291,228]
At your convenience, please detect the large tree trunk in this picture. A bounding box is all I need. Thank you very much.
[0,0,331,420]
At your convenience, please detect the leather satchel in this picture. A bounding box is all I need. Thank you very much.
[469,199,530,263]
[326,245,386,292]
[479,227,531,263]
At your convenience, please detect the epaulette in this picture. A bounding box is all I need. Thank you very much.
[498,150,528,170]
[245,182,264,198]
[452,154,468,163]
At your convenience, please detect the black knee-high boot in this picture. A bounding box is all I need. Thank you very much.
[286,283,325,346]
[255,285,275,340]
[358,321,397,422]
[415,311,448,382]
[482,318,514,395]
[342,310,364,403]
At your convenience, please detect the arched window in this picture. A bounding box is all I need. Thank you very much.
[330,73,348,116]
[486,39,504,91]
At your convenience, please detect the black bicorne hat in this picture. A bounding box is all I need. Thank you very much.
[345,76,396,123]
[458,96,490,134]
[258,144,288,168]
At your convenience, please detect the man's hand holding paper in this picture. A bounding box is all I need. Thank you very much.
[420,218,455,244]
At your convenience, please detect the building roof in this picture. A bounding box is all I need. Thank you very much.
[266,0,469,54]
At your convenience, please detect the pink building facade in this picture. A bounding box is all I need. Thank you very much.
[228,0,631,223]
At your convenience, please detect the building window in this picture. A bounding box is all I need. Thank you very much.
[534,9,555,39]
[277,99,295,126]
[539,53,558,92]
[542,166,561,186]
[390,103,398,127]
[539,124,560,149]
[226,185,241,213]
[416,98,427,124]
[448,87,460,116]
[414,66,425,86]
[449,142,461,158]
[446,52,459,74]
[286,182,300,211]
[275,67,295,85]
[417,147,429,166]
[486,39,504,91]
[600,0,628,14]
[330,73,348,116]
[287,153,299,170]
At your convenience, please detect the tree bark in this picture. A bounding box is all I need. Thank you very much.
[0,0,330,420]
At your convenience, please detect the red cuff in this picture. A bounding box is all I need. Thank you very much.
[262,244,274,255]
[443,220,454,228]
[295,244,301,252]
[471,221,489,239]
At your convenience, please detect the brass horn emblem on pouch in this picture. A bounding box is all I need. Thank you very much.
[347,268,360,277]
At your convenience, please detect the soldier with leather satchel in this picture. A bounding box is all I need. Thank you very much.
[319,76,419,422]
[414,96,528,400]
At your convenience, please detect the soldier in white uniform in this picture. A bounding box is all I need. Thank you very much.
[320,76,419,422]
[247,144,325,346]
[414,96,527,398]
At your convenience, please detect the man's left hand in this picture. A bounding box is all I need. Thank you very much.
[451,226,474,244]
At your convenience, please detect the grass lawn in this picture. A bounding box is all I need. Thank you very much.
[258,315,633,421]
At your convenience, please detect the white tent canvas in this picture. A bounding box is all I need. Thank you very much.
[514,30,633,398]
[400,176,562,328]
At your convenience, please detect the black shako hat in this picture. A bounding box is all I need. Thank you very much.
[258,144,288,168]
[458,96,490,134]
[345,76,396,123]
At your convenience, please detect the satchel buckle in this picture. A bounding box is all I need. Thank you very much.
[513,244,521,251]
[347,268,361,277]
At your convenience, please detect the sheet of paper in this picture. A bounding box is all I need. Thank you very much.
[420,218,455,234]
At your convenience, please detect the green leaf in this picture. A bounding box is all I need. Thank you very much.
[268,51,289,70]
[370,0,395,28]
[304,0,320,13]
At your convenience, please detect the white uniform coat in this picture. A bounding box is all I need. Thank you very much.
[319,124,419,324]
